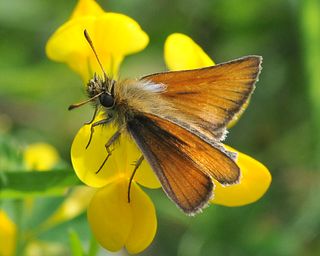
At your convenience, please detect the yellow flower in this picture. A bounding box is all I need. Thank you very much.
[0,211,16,256]
[164,33,215,71]
[164,33,271,206]
[24,143,59,171]
[46,0,149,81]
[71,114,159,253]
[87,178,156,254]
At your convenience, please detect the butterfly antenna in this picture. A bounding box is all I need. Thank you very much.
[84,29,108,82]
[68,92,103,110]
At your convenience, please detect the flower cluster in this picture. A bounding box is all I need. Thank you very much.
[46,0,271,253]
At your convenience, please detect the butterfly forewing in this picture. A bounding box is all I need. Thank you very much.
[127,113,240,214]
[141,56,262,141]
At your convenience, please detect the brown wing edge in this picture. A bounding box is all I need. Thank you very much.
[213,56,262,128]
[141,55,263,87]
[127,115,214,215]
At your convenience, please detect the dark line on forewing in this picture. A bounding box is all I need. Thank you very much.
[204,86,253,94]
[175,91,200,95]
[166,87,252,97]
[208,92,243,105]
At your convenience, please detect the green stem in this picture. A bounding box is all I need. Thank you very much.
[87,234,99,256]
[301,0,320,167]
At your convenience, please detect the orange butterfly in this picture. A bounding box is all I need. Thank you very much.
[69,30,262,215]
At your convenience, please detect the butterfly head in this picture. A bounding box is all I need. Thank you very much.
[68,30,118,111]
[87,73,116,109]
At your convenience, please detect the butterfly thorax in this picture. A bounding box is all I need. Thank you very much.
[112,78,179,128]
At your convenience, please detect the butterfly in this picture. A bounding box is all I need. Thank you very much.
[69,30,262,215]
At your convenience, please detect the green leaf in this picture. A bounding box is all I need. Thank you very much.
[0,170,82,198]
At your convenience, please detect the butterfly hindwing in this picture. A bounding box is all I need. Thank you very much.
[127,113,240,214]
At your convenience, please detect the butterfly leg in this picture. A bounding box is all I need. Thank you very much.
[127,155,144,203]
[86,114,113,149]
[84,106,98,125]
[95,130,122,174]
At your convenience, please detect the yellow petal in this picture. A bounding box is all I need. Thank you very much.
[88,180,131,252]
[71,114,160,188]
[227,98,250,128]
[125,182,157,254]
[71,117,119,188]
[87,179,157,253]
[70,0,104,19]
[24,143,59,171]
[46,17,94,80]
[134,158,161,189]
[0,211,16,256]
[164,33,214,71]
[46,13,149,81]
[212,146,271,206]
[91,13,149,78]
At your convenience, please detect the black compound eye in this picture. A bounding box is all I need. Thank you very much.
[99,93,114,108]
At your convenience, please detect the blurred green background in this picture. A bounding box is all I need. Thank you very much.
[1,0,320,255]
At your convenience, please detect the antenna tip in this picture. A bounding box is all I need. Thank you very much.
[84,29,92,43]
[84,29,88,39]
[68,104,76,111]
